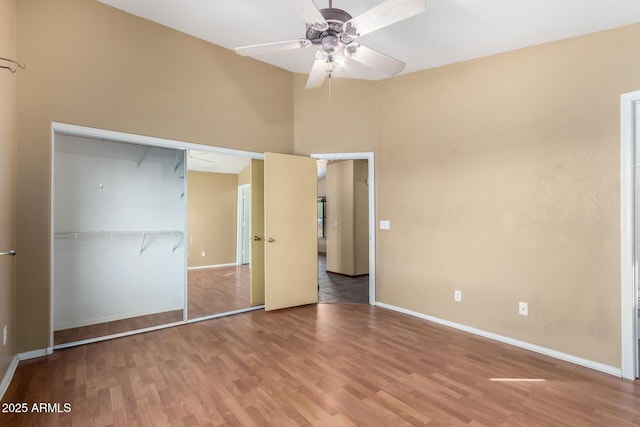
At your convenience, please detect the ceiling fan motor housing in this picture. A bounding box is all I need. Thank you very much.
[306,8,354,51]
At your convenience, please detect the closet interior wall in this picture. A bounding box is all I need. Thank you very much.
[53,134,186,332]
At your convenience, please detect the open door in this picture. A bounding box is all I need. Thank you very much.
[250,159,265,305]
[264,153,318,311]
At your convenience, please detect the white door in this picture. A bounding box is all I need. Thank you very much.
[264,153,318,311]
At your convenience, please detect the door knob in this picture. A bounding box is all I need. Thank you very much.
[252,236,262,241]
[0,249,16,256]
[267,237,275,243]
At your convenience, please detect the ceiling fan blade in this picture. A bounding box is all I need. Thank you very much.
[344,43,405,76]
[235,39,311,56]
[287,0,329,31]
[344,0,426,38]
[306,58,328,89]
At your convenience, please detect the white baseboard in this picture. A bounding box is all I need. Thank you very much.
[376,302,622,377]
[18,347,53,361]
[54,304,183,331]
[187,262,238,271]
[0,355,19,401]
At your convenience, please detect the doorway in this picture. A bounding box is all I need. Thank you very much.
[621,90,640,379]
[312,152,376,306]
[316,158,370,304]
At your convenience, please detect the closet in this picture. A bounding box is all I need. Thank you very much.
[53,134,186,345]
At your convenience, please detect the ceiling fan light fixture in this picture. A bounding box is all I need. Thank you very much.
[344,43,360,58]
[321,34,340,54]
[236,0,427,89]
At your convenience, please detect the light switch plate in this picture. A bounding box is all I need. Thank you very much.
[380,220,391,230]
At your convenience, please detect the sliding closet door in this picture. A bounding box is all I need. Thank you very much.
[263,153,317,311]
[53,134,186,345]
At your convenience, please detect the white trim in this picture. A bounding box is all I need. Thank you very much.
[52,122,265,159]
[18,347,53,360]
[237,183,251,265]
[182,151,189,321]
[621,91,640,379]
[184,305,264,324]
[377,302,622,377]
[53,322,185,350]
[187,262,238,270]
[53,304,184,331]
[311,152,376,305]
[0,355,19,401]
[50,125,56,349]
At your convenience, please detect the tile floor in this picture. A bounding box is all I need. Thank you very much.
[317,253,369,304]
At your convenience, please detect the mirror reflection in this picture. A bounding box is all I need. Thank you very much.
[186,150,264,319]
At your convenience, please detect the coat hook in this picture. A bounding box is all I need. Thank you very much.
[0,65,15,73]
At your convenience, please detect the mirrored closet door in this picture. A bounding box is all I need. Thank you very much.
[185,151,264,319]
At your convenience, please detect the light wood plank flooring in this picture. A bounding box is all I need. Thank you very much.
[4,304,640,426]
[188,264,254,319]
[54,265,255,345]
[54,310,184,346]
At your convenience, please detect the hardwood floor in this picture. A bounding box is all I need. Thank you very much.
[54,310,184,346]
[318,253,369,304]
[188,264,255,319]
[54,265,255,345]
[4,304,640,426]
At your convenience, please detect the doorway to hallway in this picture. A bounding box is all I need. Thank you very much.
[317,253,369,303]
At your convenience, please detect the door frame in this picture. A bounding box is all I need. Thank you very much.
[311,152,376,305]
[621,90,640,379]
[237,183,251,265]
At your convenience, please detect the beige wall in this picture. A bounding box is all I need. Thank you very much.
[12,0,640,368]
[187,171,238,268]
[238,165,250,187]
[15,0,294,352]
[326,160,369,276]
[353,160,369,275]
[0,0,17,380]
[375,23,640,367]
[293,75,377,155]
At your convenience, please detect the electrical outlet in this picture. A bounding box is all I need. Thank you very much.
[201,251,206,257]
[519,302,528,316]
[454,290,462,302]
[3,325,7,346]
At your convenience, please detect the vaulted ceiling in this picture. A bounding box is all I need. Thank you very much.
[98,0,640,81]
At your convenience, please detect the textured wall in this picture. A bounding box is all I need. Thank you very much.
[16,0,293,352]
[375,24,640,367]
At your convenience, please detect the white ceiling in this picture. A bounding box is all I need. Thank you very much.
[98,0,640,81]
[187,150,251,174]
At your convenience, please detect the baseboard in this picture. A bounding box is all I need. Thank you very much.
[376,302,622,377]
[18,347,53,361]
[0,355,19,401]
[187,262,238,270]
[54,304,183,330]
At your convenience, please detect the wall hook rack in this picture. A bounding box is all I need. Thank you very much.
[0,56,26,73]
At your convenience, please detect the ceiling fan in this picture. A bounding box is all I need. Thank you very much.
[235,0,427,89]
